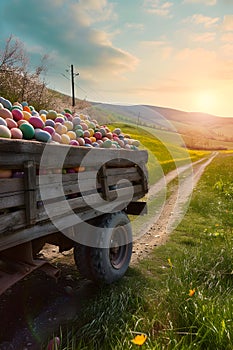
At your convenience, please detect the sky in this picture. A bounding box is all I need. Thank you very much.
[0,0,233,117]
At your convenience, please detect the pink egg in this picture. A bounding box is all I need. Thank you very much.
[12,108,23,121]
[0,108,13,119]
[11,127,23,139]
[94,131,102,140]
[77,137,85,146]
[6,118,18,129]
[83,130,90,138]
[44,126,55,135]
[80,122,88,130]
[17,119,29,126]
[29,116,44,129]
[69,140,79,146]
[52,132,62,143]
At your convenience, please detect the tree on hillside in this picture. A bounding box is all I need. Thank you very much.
[0,35,56,110]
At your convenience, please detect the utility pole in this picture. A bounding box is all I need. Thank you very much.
[70,64,79,107]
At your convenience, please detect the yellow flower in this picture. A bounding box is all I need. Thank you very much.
[131,334,147,346]
[189,288,195,297]
[167,258,173,268]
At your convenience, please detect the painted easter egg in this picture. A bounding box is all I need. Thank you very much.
[45,119,55,127]
[0,117,7,126]
[6,118,18,129]
[52,132,62,143]
[0,125,11,138]
[11,127,23,139]
[47,110,57,120]
[69,140,79,146]
[19,123,35,139]
[61,134,70,144]
[0,169,12,178]
[44,126,55,135]
[29,116,45,129]
[35,129,51,142]
[0,108,13,119]
[12,108,24,121]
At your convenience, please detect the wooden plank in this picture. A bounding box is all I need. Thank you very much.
[98,164,110,200]
[0,139,148,169]
[36,184,143,222]
[0,192,24,210]
[0,178,24,194]
[0,210,26,235]
[24,161,37,225]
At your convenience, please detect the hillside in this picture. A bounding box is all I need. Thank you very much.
[89,102,233,150]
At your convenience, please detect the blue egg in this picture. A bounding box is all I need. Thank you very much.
[35,129,51,143]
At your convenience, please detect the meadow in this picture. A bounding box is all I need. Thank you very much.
[46,127,233,350]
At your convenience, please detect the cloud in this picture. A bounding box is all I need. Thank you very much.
[1,0,138,79]
[192,32,216,42]
[125,23,144,31]
[221,32,233,42]
[143,0,173,17]
[222,15,233,31]
[183,14,220,28]
[183,0,217,5]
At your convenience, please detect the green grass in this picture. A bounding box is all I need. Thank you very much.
[45,152,233,349]
[108,123,209,185]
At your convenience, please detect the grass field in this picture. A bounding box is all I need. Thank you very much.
[108,123,209,185]
[46,136,233,348]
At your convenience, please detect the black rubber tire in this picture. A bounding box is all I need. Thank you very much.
[74,211,133,284]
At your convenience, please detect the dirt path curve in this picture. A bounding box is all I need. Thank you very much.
[131,152,217,263]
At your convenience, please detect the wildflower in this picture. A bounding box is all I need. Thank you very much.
[131,334,147,346]
[189,288,195,297]
[167,258,173,268]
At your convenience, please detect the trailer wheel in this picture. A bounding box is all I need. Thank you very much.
[74,211,133,284]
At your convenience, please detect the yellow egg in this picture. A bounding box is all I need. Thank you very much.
[22,110,31,121]
[64,120,73,131]
[61,134,70,144]
[67,131,76,140]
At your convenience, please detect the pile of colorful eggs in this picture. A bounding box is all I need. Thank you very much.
[0,96,140,150]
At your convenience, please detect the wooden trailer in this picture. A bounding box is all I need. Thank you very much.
[0,139,148,295]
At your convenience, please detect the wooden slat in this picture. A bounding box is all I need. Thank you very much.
[24,161,37,225]
[0,192,24,210]
[0,178,24,194]
[0,210,26,235]
[36,184,143,222]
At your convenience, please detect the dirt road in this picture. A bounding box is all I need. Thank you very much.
[0,153,217,349]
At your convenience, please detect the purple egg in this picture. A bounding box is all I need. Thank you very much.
[55,117,65,124]
[45,119,55,127]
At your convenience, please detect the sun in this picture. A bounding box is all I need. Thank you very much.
[195,90,216,114]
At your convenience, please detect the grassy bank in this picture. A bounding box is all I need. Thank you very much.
[50,152,233,349]
[108,123,209,185]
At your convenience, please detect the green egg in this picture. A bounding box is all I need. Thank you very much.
[19,123,35,139]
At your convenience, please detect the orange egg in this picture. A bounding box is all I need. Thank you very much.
[23,105,31,113]
[0,169,12,178]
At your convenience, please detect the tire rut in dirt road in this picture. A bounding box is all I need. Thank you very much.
[131,153,217,263]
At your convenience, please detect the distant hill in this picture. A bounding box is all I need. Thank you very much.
[88,102,233,150]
